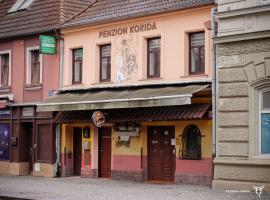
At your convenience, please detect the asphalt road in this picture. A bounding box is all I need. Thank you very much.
[0,176,269,200]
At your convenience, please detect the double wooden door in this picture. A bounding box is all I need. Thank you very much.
[148,126,175,181]
[98,127,112,178]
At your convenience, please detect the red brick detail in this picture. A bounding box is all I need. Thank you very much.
[112,170,146,182]
[175,173,212,186]
[81,168,98,178]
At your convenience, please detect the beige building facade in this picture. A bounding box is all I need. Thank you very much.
[213,0,270,192]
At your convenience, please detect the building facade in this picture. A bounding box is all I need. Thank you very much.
[0,0,93,177]
[38,0,215,185]
[213,0,270,191]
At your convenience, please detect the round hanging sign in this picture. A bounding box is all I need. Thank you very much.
[92,111,105,127]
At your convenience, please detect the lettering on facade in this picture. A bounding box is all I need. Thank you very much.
[99,22,157,38]
[115,124,140,147]
[22,107,34,117]
[0,109,10,118]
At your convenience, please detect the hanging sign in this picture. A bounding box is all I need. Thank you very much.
[92,111,105,127]
[115,125,140,141]
[40,35,56,55]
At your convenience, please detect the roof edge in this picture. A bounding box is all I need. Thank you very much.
[62,2,215,30]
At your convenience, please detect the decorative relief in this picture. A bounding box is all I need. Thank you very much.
[114,35,138,83]
[243,58,270,84]
[244,16,253,31]
[217,39,270,56]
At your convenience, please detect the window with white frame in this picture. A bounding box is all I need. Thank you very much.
[0,50,11,88]
[260,89,270,155]
[26,47,42,86]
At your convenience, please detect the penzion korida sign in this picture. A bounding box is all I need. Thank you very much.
[99,22,157,38]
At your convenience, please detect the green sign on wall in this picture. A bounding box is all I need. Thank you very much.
[40,35,56,55]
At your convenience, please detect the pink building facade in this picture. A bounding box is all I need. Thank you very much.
[0,0,61,177]
[37,0,215,186]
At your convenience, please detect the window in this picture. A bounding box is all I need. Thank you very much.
[260,90,270,155]
[8,0,34,13]
[147,37,160,78]
[189,32,205,75]
[100,44,111,82]
[26,47,42,86]
[0,124,10,160]
[72,48,83,84]
[31,50,40,85]
[0,51,11,88]
[181,125,201,159]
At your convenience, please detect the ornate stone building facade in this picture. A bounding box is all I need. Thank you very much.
[213,0,270,192]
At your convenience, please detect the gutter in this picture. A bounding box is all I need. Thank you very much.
[211,5,217,177]
[60,79,212,93]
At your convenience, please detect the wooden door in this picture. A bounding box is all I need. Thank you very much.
[98,127,112,178]
[148,126,175,181]
[73,127,82,176]
[29,127,33,172]
[20,123,33,173]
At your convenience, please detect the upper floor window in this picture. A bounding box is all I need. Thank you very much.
[100,44,111,82]
[31,50,40,85]
[72,48,83,84]
[181,125,201,159]
[0,51,11,88]
[8,0,34,13]
[260,90,270,155]
[26,47,42,87]
[189,32,205,75]
[147,37,160,78]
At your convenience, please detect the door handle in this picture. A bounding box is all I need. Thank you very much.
[172,149,176,155]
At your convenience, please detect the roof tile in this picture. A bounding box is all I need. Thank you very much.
[64,0,214,27]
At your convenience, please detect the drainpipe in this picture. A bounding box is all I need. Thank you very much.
[55,37,64,177]
[59,38,64,89]
[211,7,217,159]
[55,124,61,177]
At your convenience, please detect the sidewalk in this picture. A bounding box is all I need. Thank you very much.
[0,176,268,200]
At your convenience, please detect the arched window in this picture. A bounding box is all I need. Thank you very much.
[260,89,270,155]
[249,81,270,158]
[182,125,201,159]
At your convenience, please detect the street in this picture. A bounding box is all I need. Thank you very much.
[0,176,268,200]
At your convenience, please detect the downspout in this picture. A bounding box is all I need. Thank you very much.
[55,124,61,177]
[55,37,64,177]
[211,5,217,182]
[59,38,64,89]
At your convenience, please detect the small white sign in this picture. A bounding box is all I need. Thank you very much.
[34,163,40,172]
[171,139,176,146]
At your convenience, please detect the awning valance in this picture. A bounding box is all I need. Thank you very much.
[37,84,209,112]
[54,103,211,124]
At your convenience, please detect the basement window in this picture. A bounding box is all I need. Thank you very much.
[8,0,34,13]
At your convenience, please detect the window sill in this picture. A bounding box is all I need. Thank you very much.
[92,81,113,85]
[139,77,163,81]
[180,74,208,78]
[0,86,10,93]
[252,154,270,160]
[25,84,42,91]
[179,157,202,160]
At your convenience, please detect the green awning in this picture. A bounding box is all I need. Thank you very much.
[37,84,209,112]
